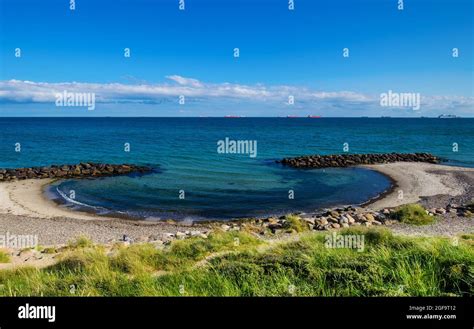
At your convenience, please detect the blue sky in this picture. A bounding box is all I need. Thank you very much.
[0,0,473,117]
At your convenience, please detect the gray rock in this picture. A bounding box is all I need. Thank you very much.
[317,218,328,226]
[327,217,339,224]
[346,214,356,224]
[220,224,231,231]
[339,216,349,224]
[329,210,339,217]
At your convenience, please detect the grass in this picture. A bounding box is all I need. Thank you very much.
[0,250,9,263]
[67,235,94,249]
[42,247,58,254]
[461,200,474,218]
[390,204,435,225]
[283,214,308,233]
[0,228,472,296]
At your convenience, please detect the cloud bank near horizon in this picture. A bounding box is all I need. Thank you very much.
[0,76,473,116]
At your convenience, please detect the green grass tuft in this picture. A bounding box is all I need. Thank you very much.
[67,236,94,249]
[0,250,10,263]
[390,204,435,225]
[284,215,308,233]
[42,247,58,254]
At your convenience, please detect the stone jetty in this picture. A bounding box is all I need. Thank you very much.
[0,163,152,181]
[278,152,439,169]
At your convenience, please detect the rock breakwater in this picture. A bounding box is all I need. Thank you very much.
[0,163,152,181]
[278,153,439,168]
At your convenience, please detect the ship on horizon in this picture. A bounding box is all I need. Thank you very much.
[438,114,459,119]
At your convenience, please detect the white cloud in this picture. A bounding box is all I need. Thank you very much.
[166,75,203,88]
[0,76,372,103]
[0,76,472,116]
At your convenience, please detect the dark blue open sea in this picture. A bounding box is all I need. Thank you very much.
[0,118,473,221]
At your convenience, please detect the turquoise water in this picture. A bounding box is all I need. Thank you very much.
[0,118,472,220]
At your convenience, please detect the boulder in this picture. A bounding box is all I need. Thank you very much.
[220,224,231,231]
[346,214,356,224]
[317,218,328,226]
[364,214,375,221]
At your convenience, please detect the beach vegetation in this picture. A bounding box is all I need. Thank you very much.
[42,247,58,254]
[463,210,473,218]
[0,250,9,263]
[390,204,435,225]
[283,215,308,233]
[0,228,471,296]
[67,236,94,249]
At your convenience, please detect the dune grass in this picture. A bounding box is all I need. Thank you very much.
[283,214,309,233]
[390,204,435,225]
[0,228,472,297]
[0,250,9,263]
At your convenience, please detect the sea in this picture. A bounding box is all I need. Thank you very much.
[0,118,472,221]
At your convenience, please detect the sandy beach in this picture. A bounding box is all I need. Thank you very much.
[0,162,472,246]
[0,179,207,246]
[363,162,474,210]
[362,162,474,237]
[0,178,109,220]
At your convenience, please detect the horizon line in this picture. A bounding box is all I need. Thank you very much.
[0,116,472,119]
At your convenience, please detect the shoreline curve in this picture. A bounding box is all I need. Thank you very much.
[0,162,472,222]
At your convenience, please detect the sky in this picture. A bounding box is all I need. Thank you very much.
[0,0,473,117]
